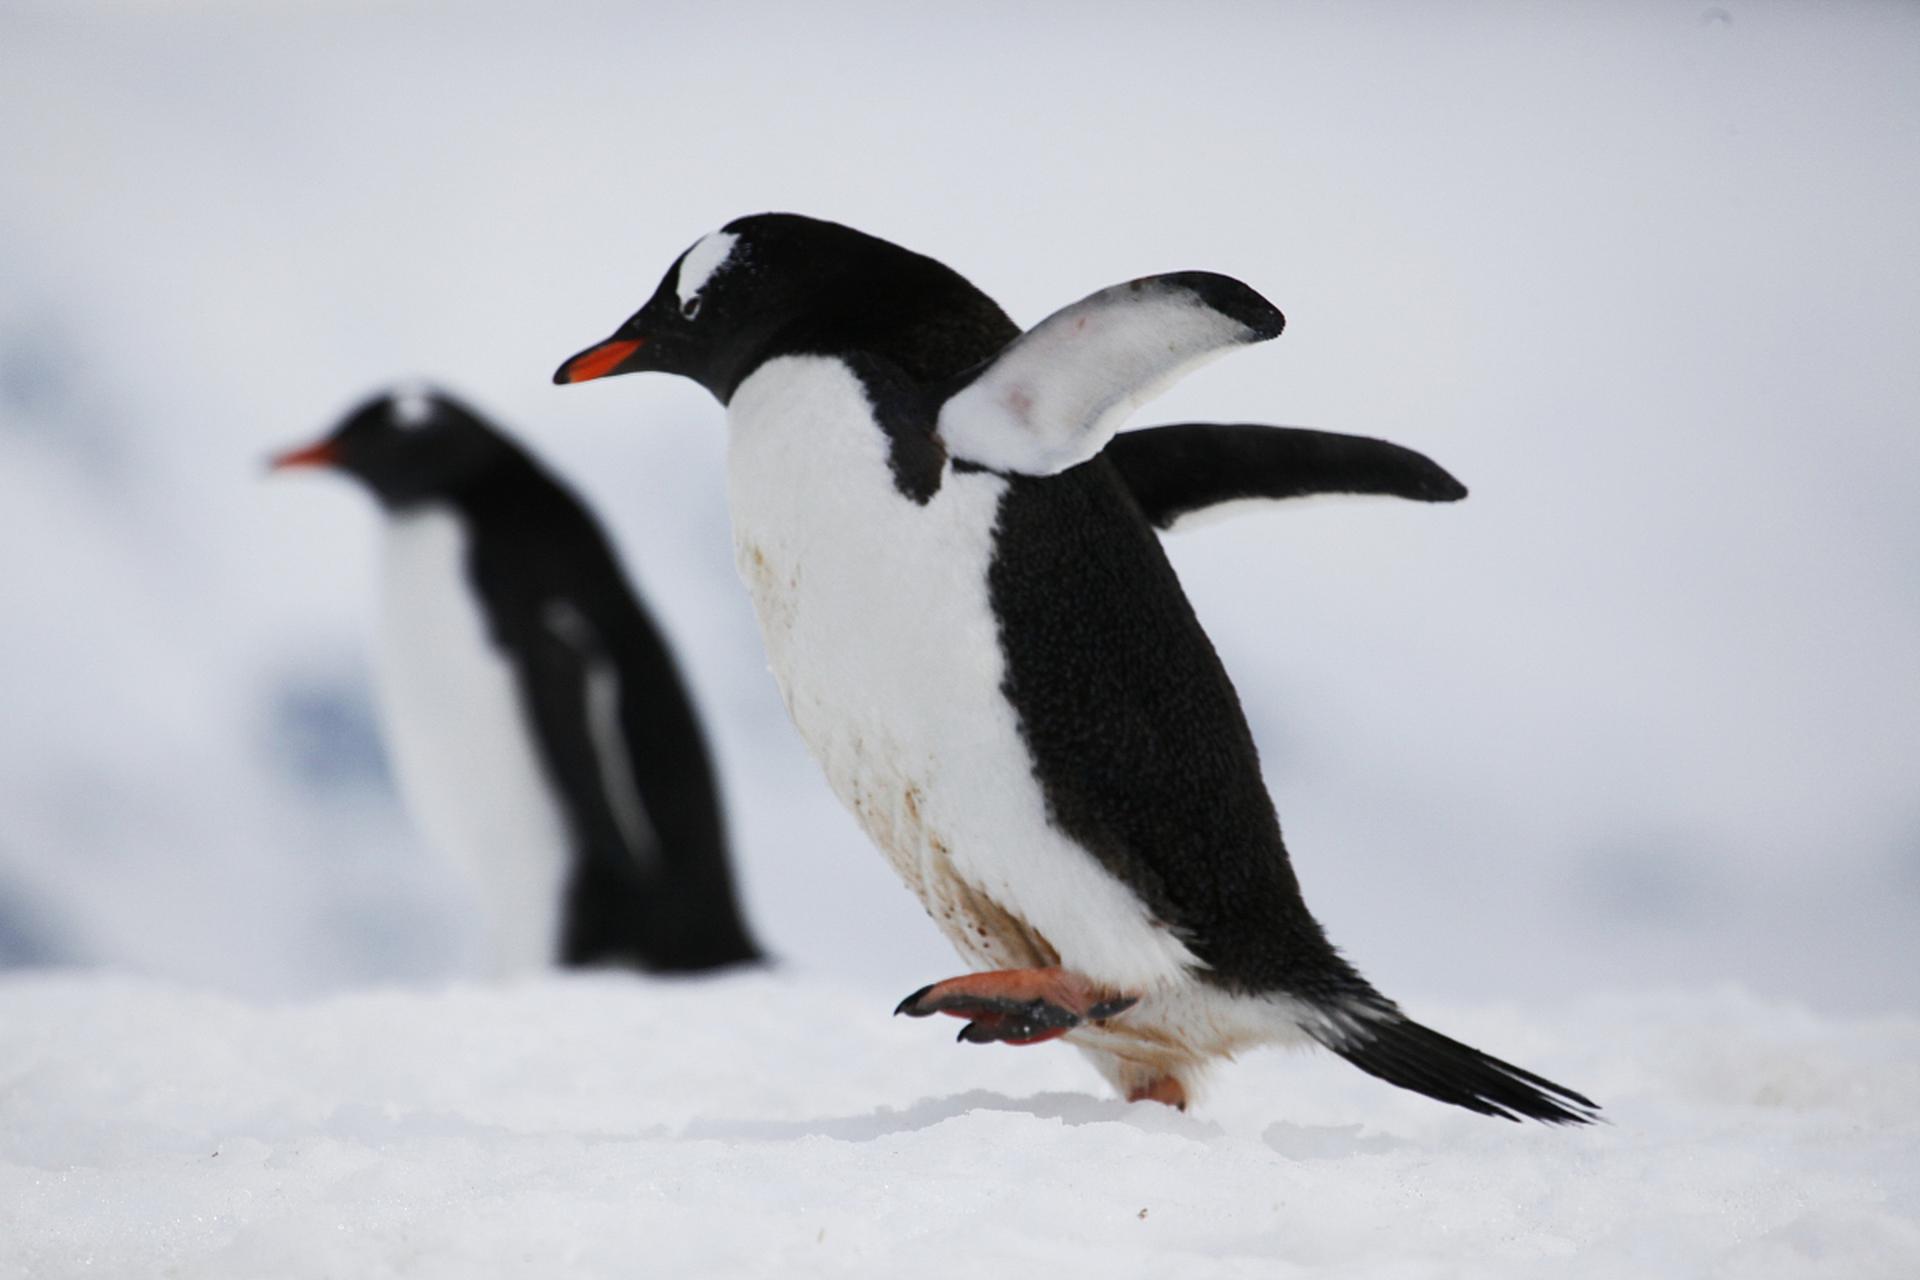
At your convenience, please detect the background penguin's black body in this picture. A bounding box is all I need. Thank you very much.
[556,214,1591,1121]
[275,390,760,974]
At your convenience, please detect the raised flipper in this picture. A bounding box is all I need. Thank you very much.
[936,273,1284,476]
[1105,422,1468,531]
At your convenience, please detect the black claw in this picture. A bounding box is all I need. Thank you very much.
[1020,1000,1081,1030]
[958,1015,1044,1044]
[1086,996,1140,1021]
[898,984,1135,1036]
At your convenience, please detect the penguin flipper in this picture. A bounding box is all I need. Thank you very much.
[531,597,762,972]
[936,273,1284,476]
[1105,423,1468,531]
[529,599,667,963]
[1313,1005,1599,1125]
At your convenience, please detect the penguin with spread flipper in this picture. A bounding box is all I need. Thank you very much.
[555,215,1591,1121]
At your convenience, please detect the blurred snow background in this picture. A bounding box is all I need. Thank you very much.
[2,2,1917,1009]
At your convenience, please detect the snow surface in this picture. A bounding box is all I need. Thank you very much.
[1,971,1915,1278]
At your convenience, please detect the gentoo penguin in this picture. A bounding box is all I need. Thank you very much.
[272,389,761,975]
[554,214,1593,1121]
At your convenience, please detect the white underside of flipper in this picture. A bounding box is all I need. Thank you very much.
[725,356,1201,996]
[1159,491,1383,534]
[376,506,570,976]
[937,275,1269,476]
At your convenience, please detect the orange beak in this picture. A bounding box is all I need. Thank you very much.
[555,338,644,385]
[268,439,339,472]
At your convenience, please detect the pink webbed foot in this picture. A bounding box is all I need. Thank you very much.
[894,967,1139,1046]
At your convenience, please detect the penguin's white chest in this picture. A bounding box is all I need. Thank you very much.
[375,506,571,974]
[724,356,1197,992]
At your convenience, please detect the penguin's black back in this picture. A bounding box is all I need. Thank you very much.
[988,456,1370,1003]
[447,435,760,971]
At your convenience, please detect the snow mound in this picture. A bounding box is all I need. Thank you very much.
[2,971,1915,1277]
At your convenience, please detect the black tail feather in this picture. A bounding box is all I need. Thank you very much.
[1318,1011,1599,1125]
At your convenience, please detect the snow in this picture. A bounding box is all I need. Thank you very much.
[1,972,1915,1277]
[1,1,1917,1272]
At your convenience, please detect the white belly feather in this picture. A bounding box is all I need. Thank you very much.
[725,356,1200,994]
[376,506,571,975]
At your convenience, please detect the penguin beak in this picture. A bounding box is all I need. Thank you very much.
[268,438,339,471]
[553,337,645,385]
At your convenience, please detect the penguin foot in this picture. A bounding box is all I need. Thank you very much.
[894,968,1138,1046]
[1126,1075,1188,1110]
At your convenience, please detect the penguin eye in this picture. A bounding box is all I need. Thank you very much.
[681,295,702,319]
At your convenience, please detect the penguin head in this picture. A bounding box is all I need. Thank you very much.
[554,213,1019,403]
[271,389,512,510]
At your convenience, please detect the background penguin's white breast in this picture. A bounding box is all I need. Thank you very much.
[375,505,571,976]
[723,355,1199,992]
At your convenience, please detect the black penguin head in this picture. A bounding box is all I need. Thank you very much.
[554,213,1020,403]
[271,388,512,510]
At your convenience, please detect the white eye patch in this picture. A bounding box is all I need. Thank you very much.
[388,384,436,430]
[675,230,739,308]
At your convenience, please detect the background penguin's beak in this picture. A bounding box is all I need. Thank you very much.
[267,438,338,471]
[553,337,644,385]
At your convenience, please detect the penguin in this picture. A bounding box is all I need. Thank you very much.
[553,214,1593,1121]
[272,389,761,976]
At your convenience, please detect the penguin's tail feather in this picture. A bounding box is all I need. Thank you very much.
[1307,1001,1599,1125]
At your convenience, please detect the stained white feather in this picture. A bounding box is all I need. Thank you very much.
[937,276,1265,476]
[725,355,1201,994]
[375,506,570,975]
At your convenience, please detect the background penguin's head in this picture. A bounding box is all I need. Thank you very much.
[554,212,1020,403]
[270,389,512,510]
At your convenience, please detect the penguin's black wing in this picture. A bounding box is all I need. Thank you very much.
[1105,424,1467,531]
[524,592,760,972]
[527,598,671,961]
[461,458,761,973]
[937,273,1284,476]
